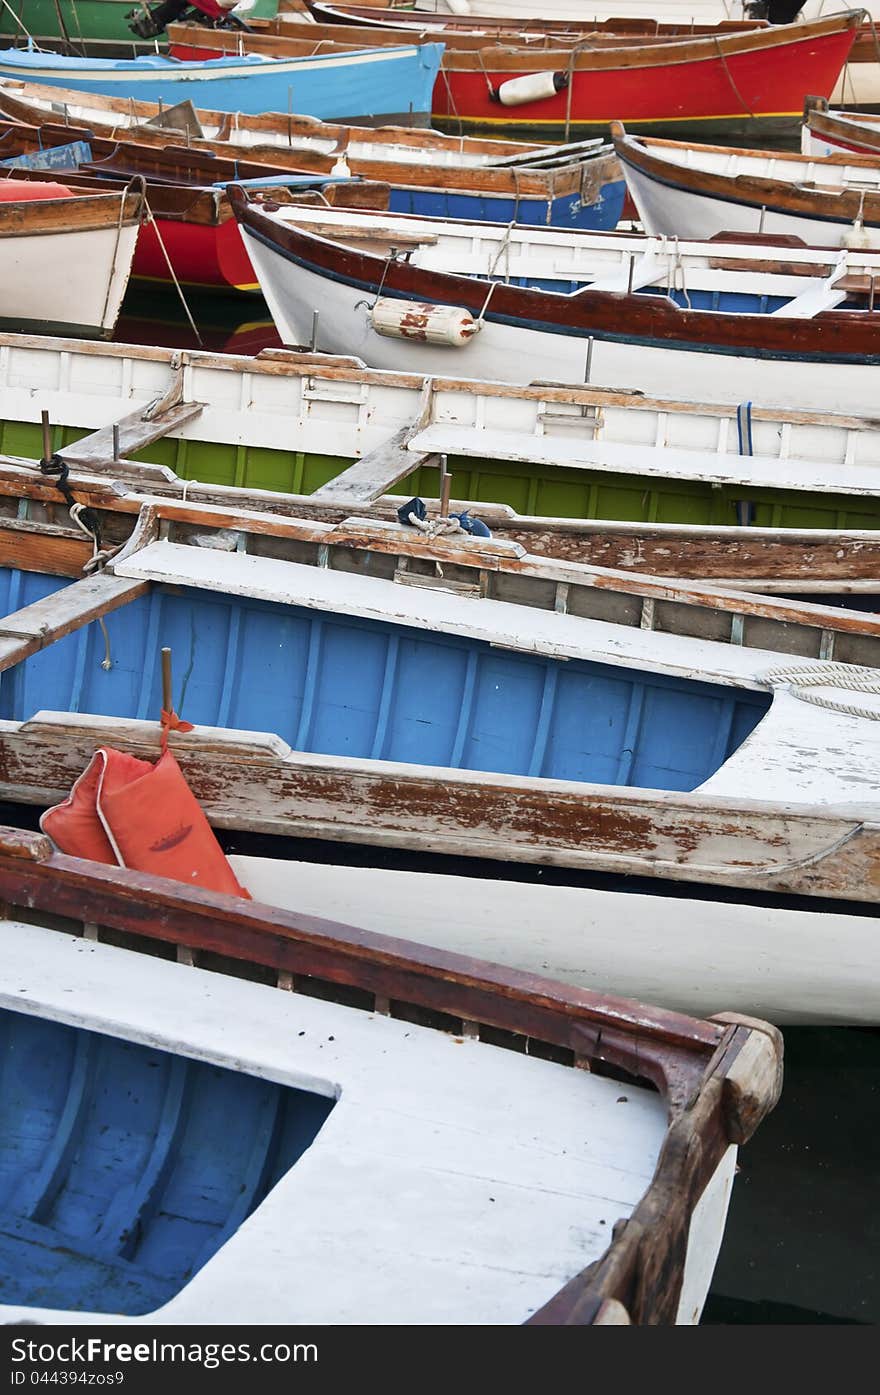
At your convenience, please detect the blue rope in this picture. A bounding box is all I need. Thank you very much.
[736,400,754,457]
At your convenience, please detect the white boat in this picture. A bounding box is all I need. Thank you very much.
[0,829,783,1324]
[230,192,880,411]
[802,93,880,157]
[612,122,880,250]
[7,332,880,590]
[401,0,869,22]
[235,855,880,1026]
[0,181,142,337]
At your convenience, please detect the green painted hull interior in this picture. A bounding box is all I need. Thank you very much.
[5,418,879,530]
[0,0,279,42]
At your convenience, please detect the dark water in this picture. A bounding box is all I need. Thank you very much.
[101,261,880,1327]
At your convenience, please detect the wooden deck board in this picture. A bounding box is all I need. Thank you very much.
[409,425,880,496]
[0,572,149,672]
[311,424,437,504]
[61,401,205,470]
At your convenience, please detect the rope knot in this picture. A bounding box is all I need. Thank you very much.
[39,451,68,483]
[160,708,195,753]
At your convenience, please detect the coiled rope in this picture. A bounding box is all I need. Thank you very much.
[762,662,880,721]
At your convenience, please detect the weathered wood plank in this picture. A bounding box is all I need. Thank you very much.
[0,824,724,1057]
[0,573,149,673]
[0,519,94,578]
[61,401,205,471]
[2,714,878,902]
[311,425,436,505]
[7,459,880,588]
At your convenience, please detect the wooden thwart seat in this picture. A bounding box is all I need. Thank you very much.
[61,400,205,471]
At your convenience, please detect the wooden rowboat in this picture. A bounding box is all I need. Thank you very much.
[0,135,389,293]
[282,5,880,111]
[0,79,627,233]
[307,2,767,36]
[6,332,880,588]
[166,12,863,141]
[0,0,280,55]
[0,39,444,124]
[14,445,880,596]
[611,121,880,250]
[225,852,880,1026]
[0,179,143,336]
[4,498,880,904]
[307,0,844,24]
[802,93,880,158]
[0,827,783,1323]
[228,192,880,410]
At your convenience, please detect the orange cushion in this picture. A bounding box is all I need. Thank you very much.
[98,749,249,899]
[40,748,154,865]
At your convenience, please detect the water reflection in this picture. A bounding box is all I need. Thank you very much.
[114,285,282,355]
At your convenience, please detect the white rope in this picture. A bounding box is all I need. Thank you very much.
[69,502,114,669]
[98,184,130,336]
[143,198,204,346]
[762,662,880,721]
[404,514,465,540]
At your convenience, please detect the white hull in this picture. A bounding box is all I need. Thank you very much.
[0,917,735,1325]
[234,857,880,1026]
[0,220,138,337]
[832,60,880,107]
[622,158,880,250]
[243,225,880,413]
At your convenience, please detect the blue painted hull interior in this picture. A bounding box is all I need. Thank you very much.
[0,45,444,119]
[494,275,796,308]
[0,569,769,793]
[0,1005,333,1315]
[387,180,627,232]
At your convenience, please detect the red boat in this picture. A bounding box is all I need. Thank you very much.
[167,11,862,141]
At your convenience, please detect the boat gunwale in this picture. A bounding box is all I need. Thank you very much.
[166,11,866,73]
[0,186,144,236]
[10,469,880,630]
[612,121,880,224]
[8,463,880,595]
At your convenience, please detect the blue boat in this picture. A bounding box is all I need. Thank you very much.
[0,514,875,903]
[0,1004,333,1315]
[0,42,444,123]
[0,566,767,795]
[385,180,625,232]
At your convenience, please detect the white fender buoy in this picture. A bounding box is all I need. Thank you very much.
[490,71,569,108]
[370,298,480,347]
[444,0,472,12]
[844,216,870,249]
